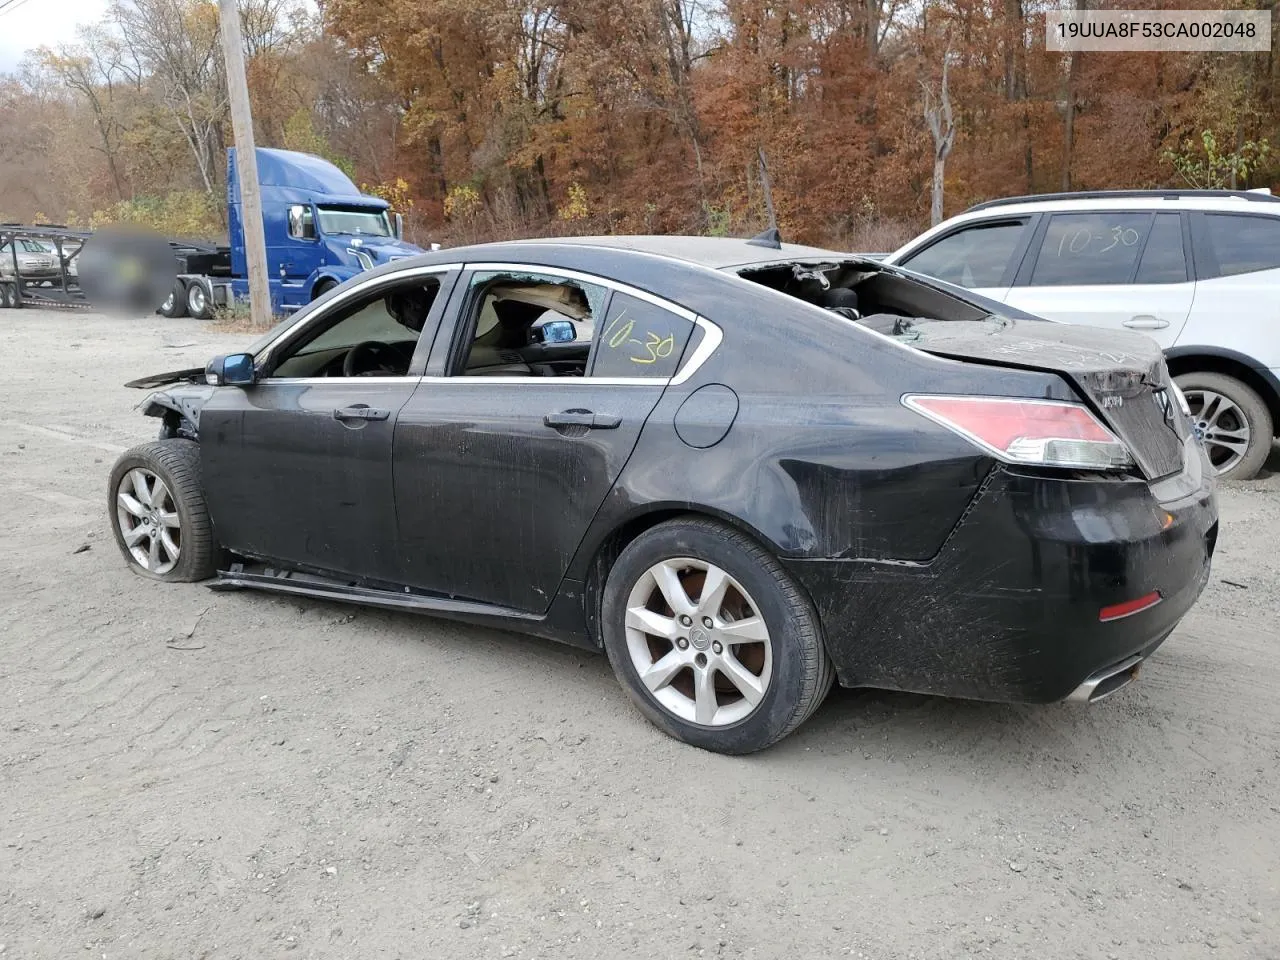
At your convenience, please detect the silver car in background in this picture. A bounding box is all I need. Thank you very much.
[0,238,59,280]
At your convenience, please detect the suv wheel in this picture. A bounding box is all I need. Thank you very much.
[600,517,833,754]
[1175,371,1273,481]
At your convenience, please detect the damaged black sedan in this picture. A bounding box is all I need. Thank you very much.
[110,235,1218,753]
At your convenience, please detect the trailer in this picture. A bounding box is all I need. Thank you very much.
[0,223,89,309]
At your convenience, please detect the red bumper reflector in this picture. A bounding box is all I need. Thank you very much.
[1099,591,1163,622]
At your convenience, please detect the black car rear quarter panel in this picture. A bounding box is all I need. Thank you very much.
[559,261,1083,575]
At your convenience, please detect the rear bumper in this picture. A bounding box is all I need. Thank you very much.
[785,438,1217,703]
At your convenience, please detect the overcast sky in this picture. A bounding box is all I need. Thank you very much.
[0,0,111,73]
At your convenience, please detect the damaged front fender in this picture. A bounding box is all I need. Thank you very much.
[139,383,215,442]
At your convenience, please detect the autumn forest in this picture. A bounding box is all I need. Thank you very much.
[2,0,1278,250]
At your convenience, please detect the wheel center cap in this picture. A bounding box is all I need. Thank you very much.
[689,627,711,651]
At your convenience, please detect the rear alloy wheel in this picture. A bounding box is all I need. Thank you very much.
[601,518,833,753]
[108,440,216,582]
[185,280,212,320]
[1175,372,1273,481]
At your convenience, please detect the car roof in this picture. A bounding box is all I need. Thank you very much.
[506,235,850,269]
[952,192,1280,219]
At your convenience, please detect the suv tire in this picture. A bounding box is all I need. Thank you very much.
[1175,371,1273,481]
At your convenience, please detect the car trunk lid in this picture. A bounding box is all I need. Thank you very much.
[871,314,1189,479]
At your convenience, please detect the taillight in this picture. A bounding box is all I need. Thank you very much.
[903,395,1134,471]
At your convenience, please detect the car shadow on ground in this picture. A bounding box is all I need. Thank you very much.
[235,588,1165,776]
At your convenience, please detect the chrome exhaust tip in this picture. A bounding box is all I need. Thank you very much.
[1067,654,1144,704]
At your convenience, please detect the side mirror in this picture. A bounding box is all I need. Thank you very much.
[206,353,256,386]
[393,212,404,240]
[541,320,577,343]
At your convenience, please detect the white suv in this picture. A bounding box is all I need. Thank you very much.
[884,190,1280,480]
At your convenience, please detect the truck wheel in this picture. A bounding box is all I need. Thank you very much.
[159,280,187,318]
[8,282,20,309]
[312,279,337,301]
[1175,371,1273,481]
[185,280,212,320]
[0,282,12,308]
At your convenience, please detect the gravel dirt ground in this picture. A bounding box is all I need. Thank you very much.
[2,309,1279,960]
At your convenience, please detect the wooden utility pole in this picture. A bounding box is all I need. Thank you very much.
[218,0,271,326]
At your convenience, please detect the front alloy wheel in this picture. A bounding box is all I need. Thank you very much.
[116,468,182,574]
[108,440,217,581]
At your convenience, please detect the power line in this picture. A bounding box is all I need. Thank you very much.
[0,0,36,18]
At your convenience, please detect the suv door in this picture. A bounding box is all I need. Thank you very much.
[1182,211,1280,371]
[891,216,1035,301]
[391,265,714,612]
[200,266,458,581]
[1002,211,1195,348]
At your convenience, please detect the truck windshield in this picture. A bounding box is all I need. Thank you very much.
[316,207,393,237]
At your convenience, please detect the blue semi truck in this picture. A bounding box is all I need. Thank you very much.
[160,147,424,319]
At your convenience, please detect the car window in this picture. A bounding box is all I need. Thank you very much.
[592,292,695,379]
[1134,213,1187,284]
[1204,214,1280,277]
[1030,212,1153,286]
[269,277,441,378]
[898,220,1028,288]
[455,270,608,378]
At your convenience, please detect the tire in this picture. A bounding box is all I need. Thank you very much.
[158,280,188,318]
[9,281,20,309]
[108,440,217,582]
[312,279,337,301]
[1175,371,1273,481]
[600,517,833,754]
[185,280,212,320]
[0,282,12,308]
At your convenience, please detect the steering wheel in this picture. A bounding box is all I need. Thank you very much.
[343,340,398,377]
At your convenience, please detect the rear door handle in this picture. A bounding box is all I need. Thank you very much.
[544,410,622,430]
[333,404,390,422]
[1123,315,1169,330]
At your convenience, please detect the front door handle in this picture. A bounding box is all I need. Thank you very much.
[1123,315,1170,330]
[333,404,390,422]
[544,409,622,430]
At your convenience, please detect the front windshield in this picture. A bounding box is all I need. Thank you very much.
[316,206,392,237]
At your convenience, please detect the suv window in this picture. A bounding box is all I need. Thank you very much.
[269,276,441,378]
[1030,212,1154,286]
[1134,214,1187,283]
[898,219,1028,288]
[1204,214,1280,277]
[592,292,695,379]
